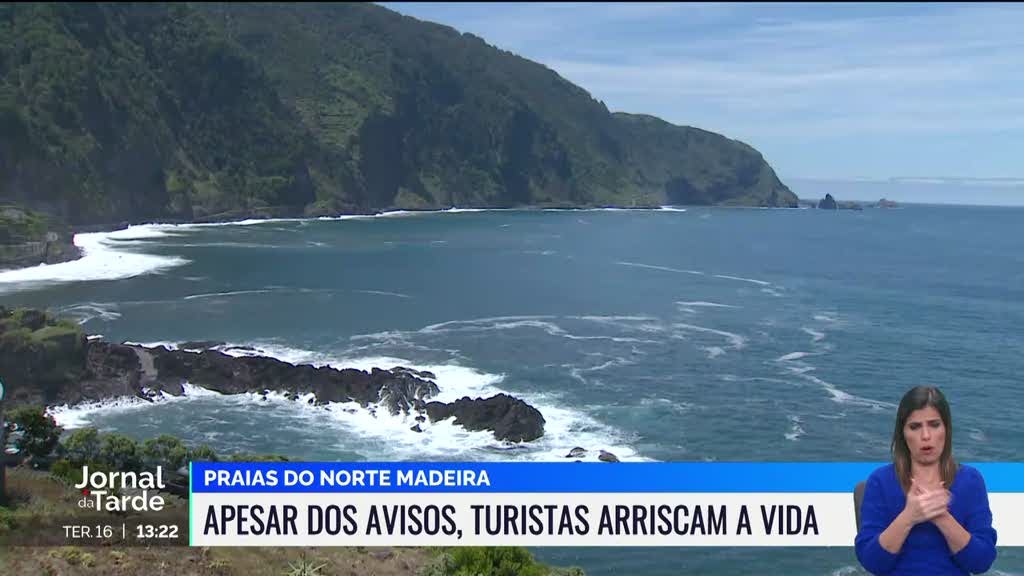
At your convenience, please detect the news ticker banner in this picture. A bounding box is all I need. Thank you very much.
[189,462,1024,547]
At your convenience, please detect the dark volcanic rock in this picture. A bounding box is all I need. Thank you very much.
[371,367,439,415]
[817,193,838,210]
[391,366,437,381]
[2,320,546,443]
[425,393,546,442]
[142,346,440,413]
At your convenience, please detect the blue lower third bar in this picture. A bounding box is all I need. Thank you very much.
[190,462,1024,493]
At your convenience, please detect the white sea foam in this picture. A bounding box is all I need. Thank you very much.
[713,274,772,286]
[703,346,726,359]
[802,327,827,342]
[776,351,814,362]
[57,302,122,323]
[785,415,805,441]
[617,262,773,287]
[658,206,688,212]
[573,315,659,323]
[419,316,659,344]
[353,289,413,299]
[48,391,189,429]
[672,323,747,350]
[616,261,705,276]
[640,397,696,413]
[785,366,893,410]
[968,428,988,443]
[571,356,637,376]
[676,301,738,309]
[421,315,556,333]
[183,289,278,300]
[569,315,665,334]
[525,395,651,462]
[103,225,185,241]
[0,224,190,292]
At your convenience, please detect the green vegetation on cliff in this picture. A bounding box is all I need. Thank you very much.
[0,2,796,228]
[0,205,78,267]
[0,307,86,401]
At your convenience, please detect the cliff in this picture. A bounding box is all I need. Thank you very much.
[0,2,796,230]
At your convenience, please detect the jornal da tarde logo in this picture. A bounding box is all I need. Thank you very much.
[74,465,168,512]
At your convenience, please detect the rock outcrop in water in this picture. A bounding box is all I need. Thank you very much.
[424,394,545,443]
[0,307,546,443]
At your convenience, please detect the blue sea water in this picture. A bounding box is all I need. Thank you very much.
[2,205,1022,575]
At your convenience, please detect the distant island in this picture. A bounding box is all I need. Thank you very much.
[0,3,798,269]
[799,195,900,210]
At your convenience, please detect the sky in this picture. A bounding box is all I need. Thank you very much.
[381,3,1024,204]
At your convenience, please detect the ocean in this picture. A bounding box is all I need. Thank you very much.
[1,204,1022,575]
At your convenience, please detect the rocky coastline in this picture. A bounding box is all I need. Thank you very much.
[0,307,546,444]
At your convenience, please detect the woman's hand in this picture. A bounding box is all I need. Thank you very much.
[903,478,950,524]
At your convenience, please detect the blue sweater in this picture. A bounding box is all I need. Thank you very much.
[855,463,998,575]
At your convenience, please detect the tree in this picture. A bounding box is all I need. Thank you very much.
[6,406,62,461]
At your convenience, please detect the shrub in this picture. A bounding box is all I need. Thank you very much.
[49,546,95,567]
[62,428,101,466]
[98,433,141,471]
[49,459,82,486]
[188,444,219,462]
[141,435,189,471]
[284,556,329,576]
[422,547,549,576]
[0,505,15,532]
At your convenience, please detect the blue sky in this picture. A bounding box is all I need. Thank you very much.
[381,3,1024,203]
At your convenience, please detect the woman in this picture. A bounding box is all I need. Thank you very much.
[856,386,997,575]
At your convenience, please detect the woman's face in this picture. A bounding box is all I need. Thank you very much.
[903,405,946,465]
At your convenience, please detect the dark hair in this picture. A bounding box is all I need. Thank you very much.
[891,386,958,492]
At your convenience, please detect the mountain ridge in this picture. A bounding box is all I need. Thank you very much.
[0,2,797,239]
